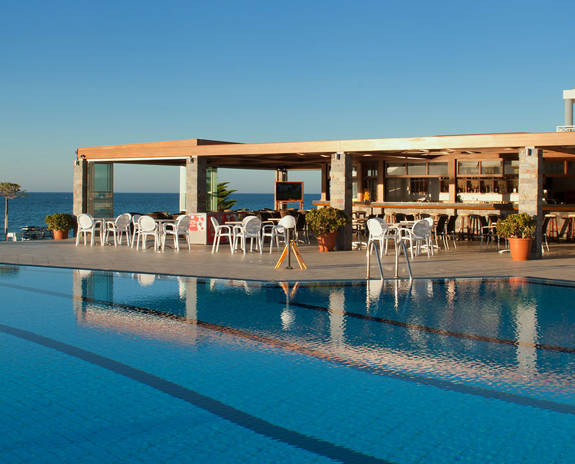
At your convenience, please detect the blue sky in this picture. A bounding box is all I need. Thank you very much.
[1,0,573,193]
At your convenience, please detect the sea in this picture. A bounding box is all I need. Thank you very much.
[0,192,321,239]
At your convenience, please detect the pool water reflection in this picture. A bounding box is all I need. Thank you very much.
[1,266,575,463]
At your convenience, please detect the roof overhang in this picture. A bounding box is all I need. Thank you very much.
[77,131,575,169]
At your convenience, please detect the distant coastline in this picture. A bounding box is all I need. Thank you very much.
[0,192,321,237]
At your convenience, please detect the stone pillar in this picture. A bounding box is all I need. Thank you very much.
[185,156,207,213]
[329,152,353,250]
[73,158,88,216]
[518,147,543,258]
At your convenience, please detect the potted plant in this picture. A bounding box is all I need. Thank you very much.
[306,207,350,252]
[496,212,536,261]
[45,213,76,240]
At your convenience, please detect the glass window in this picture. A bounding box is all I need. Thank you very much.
[429,162,448,176]
[385,178,408,201]
[481,160,502,175]
[458,161,480,175]
[365,163,378,177]
[440,178,449,193]
[407,163,426,175]
[504,159,519,175]
[544,162,564,175]
[410,178,428,193]
[90,163,114,218]
[386,163,406,176]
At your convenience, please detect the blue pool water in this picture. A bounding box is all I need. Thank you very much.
[1,266,575,463]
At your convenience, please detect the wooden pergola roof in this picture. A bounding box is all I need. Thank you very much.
[77,131,575,170]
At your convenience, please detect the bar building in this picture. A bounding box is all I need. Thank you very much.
[75,90,575,253]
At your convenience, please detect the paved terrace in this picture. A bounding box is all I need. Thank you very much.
[2,239,575,282]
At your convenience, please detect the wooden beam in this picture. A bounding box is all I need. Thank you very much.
[193,132,575,157]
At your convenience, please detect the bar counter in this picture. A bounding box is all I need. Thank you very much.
[312,200,575,213]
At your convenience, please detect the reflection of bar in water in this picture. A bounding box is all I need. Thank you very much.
[73,270,198,344]
[328,288,346,347]
[515,302,538,374]
[78,305,199,345]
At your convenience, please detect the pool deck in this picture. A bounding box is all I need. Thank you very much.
[2,239,575,282]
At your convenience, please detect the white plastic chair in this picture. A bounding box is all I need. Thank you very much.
[423,217,437,253]
[261,215,295,253]
[233,215,262,254]
[366,218,394,257]
[130,214,142,248]
[76,214,103,246]
[104,213,132,247]
[137,216,160,251]
[399,219,432,258]
[161,215,191,251]
[210,216,234,254]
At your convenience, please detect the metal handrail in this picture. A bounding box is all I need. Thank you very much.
[366,234,413,281]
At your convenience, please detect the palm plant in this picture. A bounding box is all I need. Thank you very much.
[0,183,26,240]
[216,182,237,211]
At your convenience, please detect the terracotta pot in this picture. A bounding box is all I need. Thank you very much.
[52,229,69,240]
[509,237,532,261]
[317,231,337,252]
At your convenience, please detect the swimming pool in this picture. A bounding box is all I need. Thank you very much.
[1,265,574,463]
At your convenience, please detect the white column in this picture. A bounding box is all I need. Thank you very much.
[179,167,187,212]
[565,99,574,126]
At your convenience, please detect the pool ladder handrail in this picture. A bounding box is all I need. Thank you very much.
[366,235,413,281]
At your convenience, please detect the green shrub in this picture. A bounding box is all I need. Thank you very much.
[45,213,76,231]
[496,213,536,238]
[306,207,350,236]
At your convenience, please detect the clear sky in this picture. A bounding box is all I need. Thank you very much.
[1,0,573,193]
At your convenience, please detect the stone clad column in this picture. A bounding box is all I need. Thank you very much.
[329,152,353,250]
[518,147,543,258]
[73,158,88,216]
[185,156,207,213]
